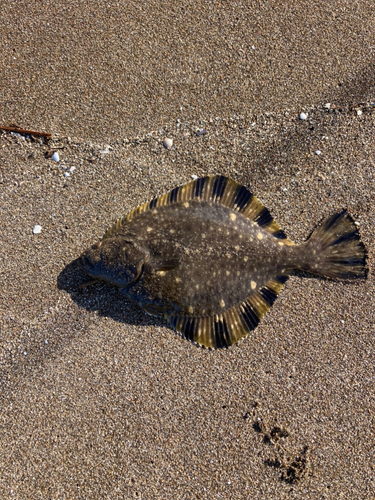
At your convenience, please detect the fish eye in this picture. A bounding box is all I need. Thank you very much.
[122,244,135,261]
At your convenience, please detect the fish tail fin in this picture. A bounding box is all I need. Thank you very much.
[302,211,367,279]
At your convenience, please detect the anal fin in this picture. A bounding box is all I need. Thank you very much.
[164,273,290,349]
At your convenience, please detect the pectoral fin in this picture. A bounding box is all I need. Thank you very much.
[142,303,172,316]
[149,258,180,273]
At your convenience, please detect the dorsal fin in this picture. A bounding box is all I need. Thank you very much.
[102,175,293,244]
[163,273,290,349]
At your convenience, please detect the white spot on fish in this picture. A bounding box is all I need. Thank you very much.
[220,299,225,308]
[147,227,153,232]
[278,241,284,246]
[226,270,230,276]
[230,213,236,221]
[170,229,175,234]
[235,245,240,251]
[202,233,206,239]
[157,271,166,277]
[244,256,248,262]
[176,277,181,283]
[195,284,199,290]
[184,202,190,208]
[188,306,194,314]
[251,281,257,290]
[257,232,263,240]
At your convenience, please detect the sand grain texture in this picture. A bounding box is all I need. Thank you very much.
[1,1,375,499]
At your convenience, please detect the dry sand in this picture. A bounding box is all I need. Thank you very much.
[1,1,374,499]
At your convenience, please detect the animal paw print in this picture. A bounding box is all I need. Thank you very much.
[264,445,309,484]
[251,419,310,484]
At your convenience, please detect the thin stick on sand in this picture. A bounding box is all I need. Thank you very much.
[0,125,52,138]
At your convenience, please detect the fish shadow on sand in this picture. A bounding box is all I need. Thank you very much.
[57,259,166,329]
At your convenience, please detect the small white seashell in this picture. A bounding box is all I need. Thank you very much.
[69,166,75,172]
[357,109,362,116]
[64,172,70,177]
[324,103,331,109]
[33,225,42,234]
[315,150,322,155]
[51,152,60,162]
[299,112,308,120]
[163,138,173,149]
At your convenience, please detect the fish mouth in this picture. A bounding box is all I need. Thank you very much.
[78,242,102,274]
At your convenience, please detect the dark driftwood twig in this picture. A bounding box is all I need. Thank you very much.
[0,125,52,138]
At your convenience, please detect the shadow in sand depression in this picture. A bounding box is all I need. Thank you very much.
[57,258,167,329]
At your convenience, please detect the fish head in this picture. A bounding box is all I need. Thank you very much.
[79,236,148,288]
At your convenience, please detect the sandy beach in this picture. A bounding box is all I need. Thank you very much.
[1,1,374,498]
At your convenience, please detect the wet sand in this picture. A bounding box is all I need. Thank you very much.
[1,1,374,498]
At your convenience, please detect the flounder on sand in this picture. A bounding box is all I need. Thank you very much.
[80,175,367,348]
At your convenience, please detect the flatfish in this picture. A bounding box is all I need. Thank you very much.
[80,175,367,348]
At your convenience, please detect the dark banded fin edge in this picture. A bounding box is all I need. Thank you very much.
[102,176,294,243]
[163,273,289,349]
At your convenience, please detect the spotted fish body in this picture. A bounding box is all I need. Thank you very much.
[80,175,367,348]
